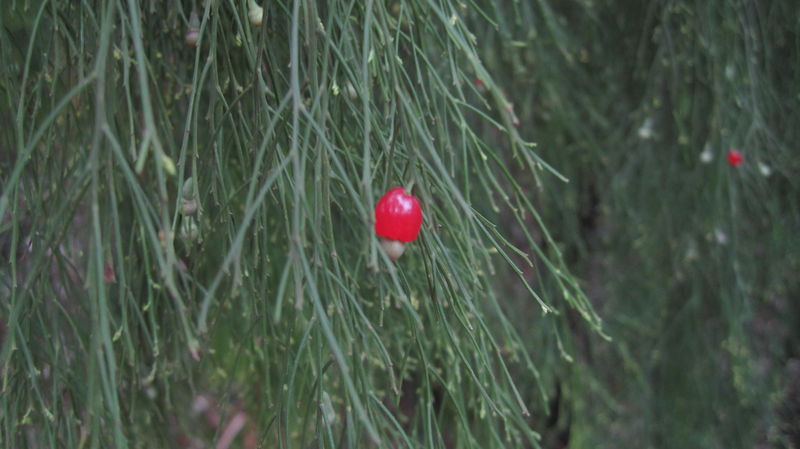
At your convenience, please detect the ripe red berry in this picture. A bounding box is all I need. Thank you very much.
[375,187,422,260]
[375,187,422,242]
[727,149,743,167]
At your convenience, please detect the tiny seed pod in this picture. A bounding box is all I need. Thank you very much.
[161,154,177,176]
[185,29,199,47]
[182,177,195,200]
[186,10,200,47]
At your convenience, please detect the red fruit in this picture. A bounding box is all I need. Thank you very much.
[375,187,423,243]
[727,149,743,167]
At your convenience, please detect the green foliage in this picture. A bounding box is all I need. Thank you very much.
[0,0,603,447]
[470,0,800,447]
[1,0,798,448]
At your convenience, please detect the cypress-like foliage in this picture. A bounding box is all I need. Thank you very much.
[1,1,797,448]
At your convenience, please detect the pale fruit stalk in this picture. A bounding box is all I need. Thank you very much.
[248,0,264,26]
[380,238,406,261]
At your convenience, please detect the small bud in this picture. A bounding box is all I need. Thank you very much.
[185,29,199,47]
[714,228,728,245]
[161,154,176,176]
[724,64,735,80]
[186,10,200,47]
[758,161,772,177]
[638,117,654,139]
[182,177,195,200]
[180,220,200,242]
[699,143,713,163]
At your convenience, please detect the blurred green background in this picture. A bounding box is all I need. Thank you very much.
[475,1,799,447]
